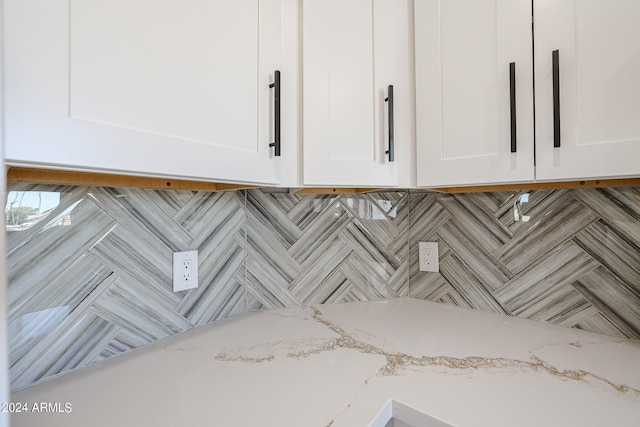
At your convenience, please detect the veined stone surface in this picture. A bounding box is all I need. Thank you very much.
[10,299,640,427]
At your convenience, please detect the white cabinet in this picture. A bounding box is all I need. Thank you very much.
[5,0,283,185]
[301,0,412,187]
[416,0,640,188]
[534,0,640,181]
[415,0,534,188]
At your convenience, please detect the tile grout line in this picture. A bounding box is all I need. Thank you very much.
[406,190,412,298]
[243,189,248,313]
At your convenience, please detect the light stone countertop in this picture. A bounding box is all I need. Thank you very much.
[11,298,640,426]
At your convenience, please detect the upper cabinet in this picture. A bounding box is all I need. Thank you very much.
[7,1,637,189]
[301,0,413,187]
[415,0,535,187]
[534,0,640,181]
[5,0,284,185]
[416,0,640,188]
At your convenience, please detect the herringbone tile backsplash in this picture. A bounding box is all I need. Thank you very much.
[6,184,640,389]
[409,188,640,340]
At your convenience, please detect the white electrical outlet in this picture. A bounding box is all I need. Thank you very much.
[418,242,439,272]
[173,250,198,292]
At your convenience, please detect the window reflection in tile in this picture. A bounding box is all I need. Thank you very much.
[6,191,62,231]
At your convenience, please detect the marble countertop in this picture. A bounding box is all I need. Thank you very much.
[11,298,640,426]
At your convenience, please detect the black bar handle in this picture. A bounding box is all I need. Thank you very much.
[552,50,561,148]
[268,70,281,156]
[509,62,517,153]
[384,85,395,162]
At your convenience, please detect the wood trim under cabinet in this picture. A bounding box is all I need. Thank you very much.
[293,188,382,194]
[6,167,256,191]
[8,167,640,194]
[432,178,640,193]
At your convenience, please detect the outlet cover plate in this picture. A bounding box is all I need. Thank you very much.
[418,242,439,272]
[173,250,198,292]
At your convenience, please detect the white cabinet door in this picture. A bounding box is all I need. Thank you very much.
[302,0,402,187]
[535,0,640,181]
[5,0,282,185]
[415,0,534,187]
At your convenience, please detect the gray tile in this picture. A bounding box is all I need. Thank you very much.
[409,186,640,341]
[572,267,640,339]
[8,181,640,392]
[495,241,600,313]
[439,254,512,315]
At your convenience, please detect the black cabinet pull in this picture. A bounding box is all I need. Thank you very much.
[552,50,561,148]
[268,70,281,156]
[384,85,394,162]
[510,62,517,153]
